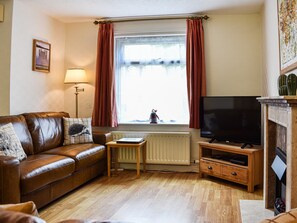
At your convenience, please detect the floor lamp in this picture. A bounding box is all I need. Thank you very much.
[64,68,88,118]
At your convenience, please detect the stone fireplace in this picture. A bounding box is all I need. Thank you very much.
[258,96,297,211]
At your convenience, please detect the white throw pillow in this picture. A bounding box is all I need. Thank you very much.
[0,123,27,161]
[63,117,93,145]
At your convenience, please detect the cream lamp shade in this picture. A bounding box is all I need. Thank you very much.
[64,68,88,84]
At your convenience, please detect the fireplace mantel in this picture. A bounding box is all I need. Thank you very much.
[258,96,297,107]
[258,96,297,211]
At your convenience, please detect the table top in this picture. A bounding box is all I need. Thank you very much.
[106,140,147,147]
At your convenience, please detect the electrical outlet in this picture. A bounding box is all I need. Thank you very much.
[193,160,199,164]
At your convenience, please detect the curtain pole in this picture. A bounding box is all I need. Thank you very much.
[94,15,209,25]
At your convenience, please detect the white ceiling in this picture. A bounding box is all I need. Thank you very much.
[20,0,265,23]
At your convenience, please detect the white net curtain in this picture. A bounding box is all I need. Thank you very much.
[115,35,189,124]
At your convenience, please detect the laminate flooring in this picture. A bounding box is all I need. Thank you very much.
[40,170,263,223]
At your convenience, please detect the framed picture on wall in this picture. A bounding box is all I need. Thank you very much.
[278,0,297,75]
[32,39,51,73]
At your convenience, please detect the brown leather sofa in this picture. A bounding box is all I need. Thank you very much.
[0,112,111,208]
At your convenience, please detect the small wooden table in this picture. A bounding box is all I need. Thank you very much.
[106,140,147,177]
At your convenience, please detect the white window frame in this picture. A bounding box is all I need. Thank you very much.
[114,34,189,125]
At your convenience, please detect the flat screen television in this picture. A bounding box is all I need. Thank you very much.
[200,96,261,148]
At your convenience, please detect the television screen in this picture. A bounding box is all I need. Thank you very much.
[200,96,261,147]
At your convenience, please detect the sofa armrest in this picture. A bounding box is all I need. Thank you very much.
[92,132,112,145]
[0,209,46,223]
[259,208,297,222]
[0,156,21,204]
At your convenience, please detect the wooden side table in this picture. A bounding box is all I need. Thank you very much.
[106,140,147,177]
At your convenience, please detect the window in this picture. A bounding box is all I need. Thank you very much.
[115,35,189,124]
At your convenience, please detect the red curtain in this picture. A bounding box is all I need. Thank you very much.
[186,18,206,129]
[92,23,118,127]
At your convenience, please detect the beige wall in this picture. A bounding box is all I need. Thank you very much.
[262,0,280,96]
[9,0,65,115]
[65,15,263,116]
[64,14,263,164]
[64,22,98,118]
[204,14,262,96]
[0,0,13,115]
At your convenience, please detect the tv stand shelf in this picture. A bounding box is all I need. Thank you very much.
[198,141,263,192]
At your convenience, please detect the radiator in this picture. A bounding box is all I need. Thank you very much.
[111,131,191,165]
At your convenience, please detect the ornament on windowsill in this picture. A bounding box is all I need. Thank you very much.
[149,109,159,124]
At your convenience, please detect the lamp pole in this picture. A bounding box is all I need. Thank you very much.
[75,85,84,118]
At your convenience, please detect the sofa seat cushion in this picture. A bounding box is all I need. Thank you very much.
[43,143,106,171]
[20,154,75,194]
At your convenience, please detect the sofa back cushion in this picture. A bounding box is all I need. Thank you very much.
[23,112,69,154]
[0,115,34,155]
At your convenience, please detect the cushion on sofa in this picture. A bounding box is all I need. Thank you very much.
[20,154,75,194]
[43,143,106,171]
[0,123,27,161]
[23,112,69,154]
[0,115,34,155]
[63,117,93,145]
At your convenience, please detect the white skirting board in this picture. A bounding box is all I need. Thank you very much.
[120,163,199,173]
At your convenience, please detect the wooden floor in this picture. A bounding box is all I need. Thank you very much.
[40,170,263,223]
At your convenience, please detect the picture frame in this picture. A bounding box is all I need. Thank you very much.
[278,0,297,75]
[32,39,51,73]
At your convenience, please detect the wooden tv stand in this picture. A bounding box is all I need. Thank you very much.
[198,141,263,192]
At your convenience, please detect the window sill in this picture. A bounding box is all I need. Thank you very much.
[118,123,189,127]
